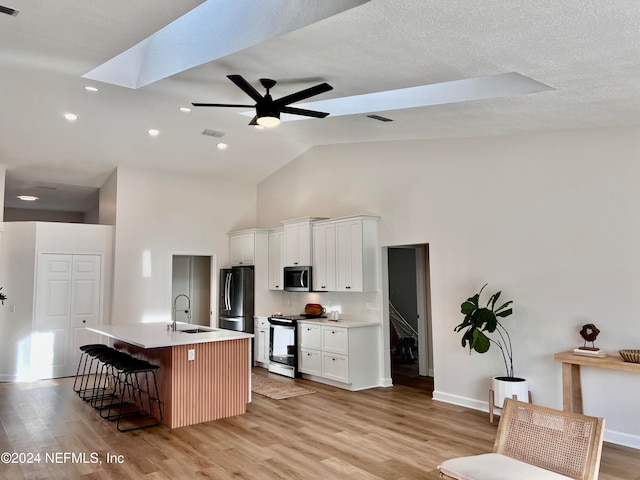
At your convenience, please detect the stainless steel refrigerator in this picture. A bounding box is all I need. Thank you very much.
[219,266,254,333]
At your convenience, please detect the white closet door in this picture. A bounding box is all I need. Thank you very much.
[34,254,101,379]
[70,255,102,373]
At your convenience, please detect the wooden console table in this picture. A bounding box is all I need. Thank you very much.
[554,351,640,413]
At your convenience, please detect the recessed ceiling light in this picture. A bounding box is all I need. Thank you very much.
[217,142,228,150]
[17,195,38,201]
[179,107,192,113]
[64,113,78,121]
[148,129,160,137]
[84,86,99,92]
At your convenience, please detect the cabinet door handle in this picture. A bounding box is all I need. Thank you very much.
[345,286,351,289]
[82,320,86,324]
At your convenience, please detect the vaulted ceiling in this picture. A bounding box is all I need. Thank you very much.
[3,0,640,211]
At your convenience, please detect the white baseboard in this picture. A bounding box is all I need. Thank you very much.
[432,391,640,450]
[380,376,393,387]
[0,374,18,382]
[604,429,640,450]
[432,390,490,412]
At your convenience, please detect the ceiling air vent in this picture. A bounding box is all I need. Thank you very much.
[0,5,19,16]
[201,129,225,138]
[367,114,393,122]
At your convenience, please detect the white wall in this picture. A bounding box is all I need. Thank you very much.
[0,166,5,222]
[99,169,117,226]
[110,167,256,325]
[0,222,113,380]
[0,223,37,380]
[257,127,640,448]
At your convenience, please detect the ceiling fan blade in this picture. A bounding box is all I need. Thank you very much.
[248,115,258,126]
[191,103,254,107]
[274,82,333,107]
[227,74,264,103]
[280,106,329,118]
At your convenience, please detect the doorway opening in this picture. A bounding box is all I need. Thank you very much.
[171,255,215,327]
[387,244,433,391]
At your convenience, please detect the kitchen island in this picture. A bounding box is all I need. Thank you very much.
[88,323,253,428]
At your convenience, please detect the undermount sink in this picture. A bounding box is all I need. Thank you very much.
[179,328,213,334]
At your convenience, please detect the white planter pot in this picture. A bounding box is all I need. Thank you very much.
[492,376,529,408]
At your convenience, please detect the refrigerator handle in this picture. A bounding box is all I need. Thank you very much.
[223,273,227,311]
[225,272,231,311]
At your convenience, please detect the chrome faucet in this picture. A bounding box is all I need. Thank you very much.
[172,294,192,331]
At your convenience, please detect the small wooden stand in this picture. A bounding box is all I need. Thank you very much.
[489,389,533,424]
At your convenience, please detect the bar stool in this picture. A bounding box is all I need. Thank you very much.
[74,344,115,399]
[88,350,135,407]
[101,356,163,431]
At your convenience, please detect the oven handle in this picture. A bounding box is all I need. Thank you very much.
[268,318,296,327]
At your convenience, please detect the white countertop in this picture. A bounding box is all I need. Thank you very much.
[88,322,253,349]
[296,318,380,328]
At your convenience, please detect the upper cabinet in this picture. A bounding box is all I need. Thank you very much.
[228,229,269,267]
[282,217,326,267]
[312,222,336,292]
[333,216,379,292]
[268,228,285,290]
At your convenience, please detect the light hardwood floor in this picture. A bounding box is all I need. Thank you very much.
[1,369,638,480]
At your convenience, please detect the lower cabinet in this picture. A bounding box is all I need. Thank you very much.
[298,321,379,390]
[254,316,269,367]
[299,349,322,376]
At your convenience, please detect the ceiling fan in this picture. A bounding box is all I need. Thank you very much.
[192,74,333,127]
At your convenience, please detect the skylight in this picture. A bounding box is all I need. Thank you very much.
[246,72,554,122]
[82,0,370,89]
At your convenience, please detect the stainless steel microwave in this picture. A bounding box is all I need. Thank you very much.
[283,266,312,292]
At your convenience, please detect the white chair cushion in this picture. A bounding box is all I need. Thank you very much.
[438,453,573,480]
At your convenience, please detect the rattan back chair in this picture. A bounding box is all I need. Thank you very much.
[439,398,605,480]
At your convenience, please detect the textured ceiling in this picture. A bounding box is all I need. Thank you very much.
[3,0,640,211]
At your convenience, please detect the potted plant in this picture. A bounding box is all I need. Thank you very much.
[454,284,528,408]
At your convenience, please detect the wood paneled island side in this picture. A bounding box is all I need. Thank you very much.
[88,323,253,428]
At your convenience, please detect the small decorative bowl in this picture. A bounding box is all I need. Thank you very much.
[619,349,640,363]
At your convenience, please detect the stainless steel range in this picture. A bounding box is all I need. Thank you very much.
[268,314,326,378]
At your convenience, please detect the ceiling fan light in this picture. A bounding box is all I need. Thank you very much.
[257,115,280,128]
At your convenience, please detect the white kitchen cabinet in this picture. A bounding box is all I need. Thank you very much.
[268,228,285,290]
[282,217,326,267]
[299,349,322,376]
[321,353,349,383]
[228,229,269,267]
[312,222,336,291]
[334,216,379,292]
[298,321,380,390]
[322,326,349,354]
[299,322,321,349]
[254,316,270,367]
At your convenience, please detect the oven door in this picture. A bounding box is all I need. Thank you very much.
[268,318,297,377]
